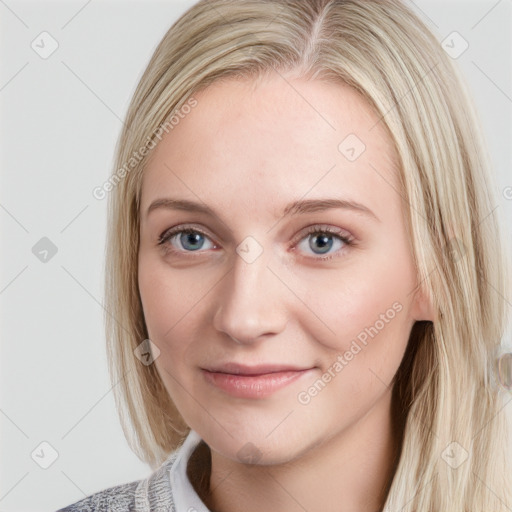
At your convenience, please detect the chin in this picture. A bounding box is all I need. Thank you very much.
[198,422,320,467]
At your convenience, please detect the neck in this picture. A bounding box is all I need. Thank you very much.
[189,388,402,512]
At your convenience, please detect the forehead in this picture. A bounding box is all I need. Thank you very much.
[140,74,400,222]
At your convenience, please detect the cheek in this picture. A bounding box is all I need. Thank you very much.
[137,255,215,373]
[299,249,416,368]
[138,264,194,408]
[138,256,183,346]
[138,252,206,332]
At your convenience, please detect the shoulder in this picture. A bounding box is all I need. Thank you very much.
[56,451,181,512]
[55,480,139,512]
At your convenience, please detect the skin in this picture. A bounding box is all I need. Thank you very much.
[138,72,434,512]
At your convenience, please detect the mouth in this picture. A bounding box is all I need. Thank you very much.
[202,362,313,376]
[201,363,316,398]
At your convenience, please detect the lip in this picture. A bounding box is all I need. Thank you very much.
[202,362,312,376]
[201,363,315,399]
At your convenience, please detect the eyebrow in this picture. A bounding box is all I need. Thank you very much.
[146,197,379,222]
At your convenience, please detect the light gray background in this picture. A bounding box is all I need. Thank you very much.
[0,1,511,511]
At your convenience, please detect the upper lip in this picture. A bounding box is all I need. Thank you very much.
[202,362,313,376]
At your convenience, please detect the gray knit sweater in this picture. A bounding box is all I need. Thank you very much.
[55,429,211,512]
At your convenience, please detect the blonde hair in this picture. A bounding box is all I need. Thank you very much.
[104,0,512,509]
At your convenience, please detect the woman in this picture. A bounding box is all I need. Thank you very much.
[58,0,512,510]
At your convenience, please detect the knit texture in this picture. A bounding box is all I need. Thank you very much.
[55,450,180,512]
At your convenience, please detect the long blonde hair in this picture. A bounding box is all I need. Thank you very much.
[104,0,512,509]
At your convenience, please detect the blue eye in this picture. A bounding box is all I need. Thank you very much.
[305,233,335,254]
[179,231,206,251]
[157,225,353,260]
[296,228,351,258]
[158,228,215,252]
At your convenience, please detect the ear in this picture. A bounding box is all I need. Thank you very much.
[411,285,436,322]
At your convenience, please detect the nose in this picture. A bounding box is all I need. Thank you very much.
[212,249,288,344]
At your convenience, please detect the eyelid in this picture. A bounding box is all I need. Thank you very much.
[290,224,354,261]
[158,224,214,244]
[157,224,219,255]
[290,224,353,245]
[157,223,354,259]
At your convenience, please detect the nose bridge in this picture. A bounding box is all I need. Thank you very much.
[213,243,286,343]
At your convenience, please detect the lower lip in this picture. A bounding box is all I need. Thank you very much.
[202,369,313,399]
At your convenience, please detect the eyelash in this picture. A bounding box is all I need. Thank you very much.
[156,224,354,261]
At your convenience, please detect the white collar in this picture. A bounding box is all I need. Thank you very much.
[168,429,212,512]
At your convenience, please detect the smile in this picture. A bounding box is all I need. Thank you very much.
[201,368,314,399]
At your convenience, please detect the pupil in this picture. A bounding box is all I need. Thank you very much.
[181,232,203,251]
[310,234,333,254]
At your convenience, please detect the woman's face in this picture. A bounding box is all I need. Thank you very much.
[138,74,432,464]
